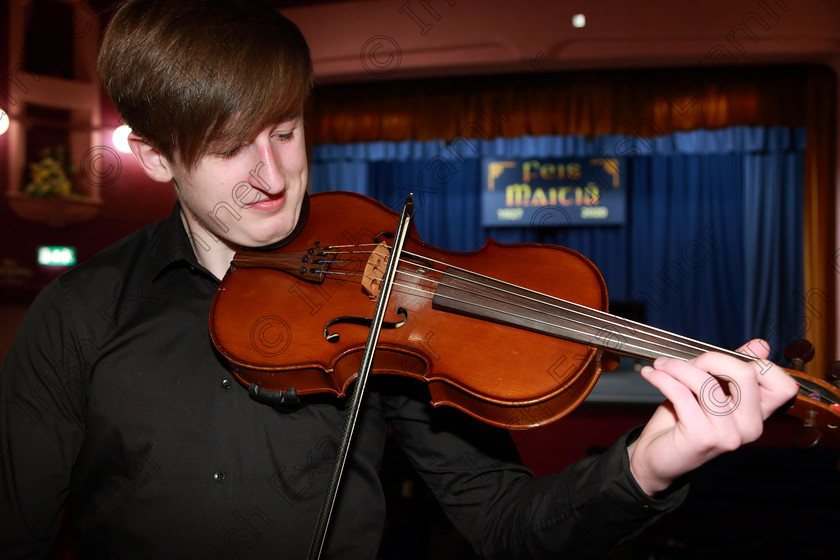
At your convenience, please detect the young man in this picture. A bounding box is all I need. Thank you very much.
[0,1,798,558]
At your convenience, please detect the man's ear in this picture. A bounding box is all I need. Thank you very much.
[128,133,175,183]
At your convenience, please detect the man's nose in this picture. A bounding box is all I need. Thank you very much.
[249,141,284,194]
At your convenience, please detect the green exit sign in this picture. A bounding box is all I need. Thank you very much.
[38,246,77,266]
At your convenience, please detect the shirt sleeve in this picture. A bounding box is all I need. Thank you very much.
[383,387,688,559]
[0,277,90,558]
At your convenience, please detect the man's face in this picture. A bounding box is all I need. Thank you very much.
[169,116,308,250]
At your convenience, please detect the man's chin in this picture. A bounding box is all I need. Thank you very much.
[241,226,298,250]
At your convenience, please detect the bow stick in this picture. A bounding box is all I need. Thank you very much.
[307,194,415,560]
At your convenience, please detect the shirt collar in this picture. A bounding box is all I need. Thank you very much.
[151,201,203,280]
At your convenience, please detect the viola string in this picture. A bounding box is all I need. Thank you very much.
[319,246,838,405]
[321,246,723,362]
[320,248,720,362]
[403,250,737,357]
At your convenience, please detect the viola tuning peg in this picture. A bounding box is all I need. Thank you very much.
[794,410,823,448]
[827,361,840,389]
[784,339,815,371]
[796,427,823,448]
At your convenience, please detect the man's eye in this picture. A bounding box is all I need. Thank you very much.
[217,145,243,158]
[274,131,294,142]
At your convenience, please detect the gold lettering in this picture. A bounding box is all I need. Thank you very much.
[539,163,555,180]
[558,187,574,206]
[522,160,540,183]
[497,208,524,220]
[505,183,531,207]
[584,185,600,205]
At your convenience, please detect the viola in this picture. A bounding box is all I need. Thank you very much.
[209,191,840,440]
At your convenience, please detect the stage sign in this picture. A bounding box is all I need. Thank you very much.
[481,158,626,227]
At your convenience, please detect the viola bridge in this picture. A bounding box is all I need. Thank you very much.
[361,242,391,299]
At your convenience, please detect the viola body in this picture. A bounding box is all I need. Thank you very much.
[210,191,615,428]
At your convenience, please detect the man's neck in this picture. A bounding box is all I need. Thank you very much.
[178,209,237,281]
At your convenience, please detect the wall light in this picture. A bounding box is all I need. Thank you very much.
[112,124,132,153]
[0,109,9,136]
[572,14,586,28]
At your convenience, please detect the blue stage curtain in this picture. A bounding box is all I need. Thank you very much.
[310,126,805,357]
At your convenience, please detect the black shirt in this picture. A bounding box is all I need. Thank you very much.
[1,203,685,559]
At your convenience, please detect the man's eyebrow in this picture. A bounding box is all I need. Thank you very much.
[278,114,302,124]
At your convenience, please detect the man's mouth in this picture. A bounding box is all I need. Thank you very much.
[247,190,287,211]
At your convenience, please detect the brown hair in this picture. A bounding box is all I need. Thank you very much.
[98,0,313,168]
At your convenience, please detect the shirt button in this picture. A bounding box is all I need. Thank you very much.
[221,378,232,389]
[213,471,226,482]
